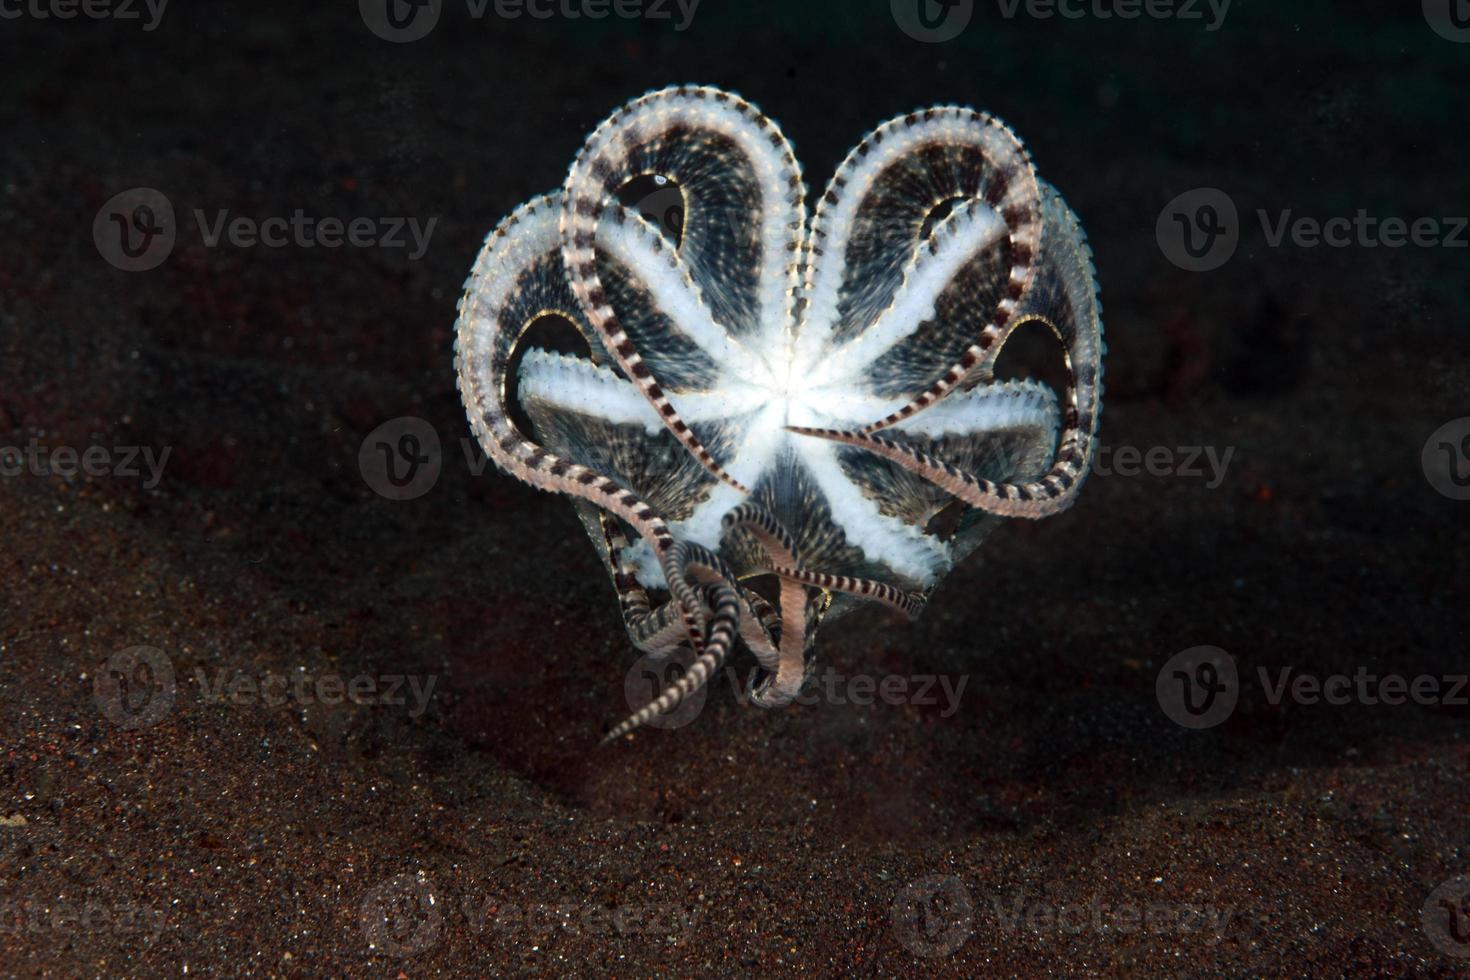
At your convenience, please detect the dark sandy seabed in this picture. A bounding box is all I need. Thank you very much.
[1,1,1468,976]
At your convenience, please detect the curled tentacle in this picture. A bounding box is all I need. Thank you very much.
[586,508,700,654]
[454,193,705,648]
[720,502,812,707]
[601,542,742,744]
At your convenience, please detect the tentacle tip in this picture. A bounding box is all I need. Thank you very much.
[598,724,635,747]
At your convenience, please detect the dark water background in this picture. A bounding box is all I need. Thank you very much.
[2,0,1467,974]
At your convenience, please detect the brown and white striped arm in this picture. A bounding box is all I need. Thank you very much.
[601,542,743,744]
[719,502,812,707]
[454,194,705,647]
[797,106,1043,431]
[561,85,808,493]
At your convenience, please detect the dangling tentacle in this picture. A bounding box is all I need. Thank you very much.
[720,503,812,707]
[455,193,704,647]
[562,84,809,492]
[664,538,782,673]
[586,508,697,654]
[736,589,783,667]
[601,542,743,744]
[597,508,782,667]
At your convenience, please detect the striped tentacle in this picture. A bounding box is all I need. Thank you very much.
[720,502,812,707]
[562,84,808,492]
[669,536,782,672]
[601,542,743,744]
[454,194,703,646]
[766,564,926,620]
[797,107,1043,430]
[787,184,1104,519]
[809,199,1007,388]
[596,511,697,654]
[785,425,1073,519]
